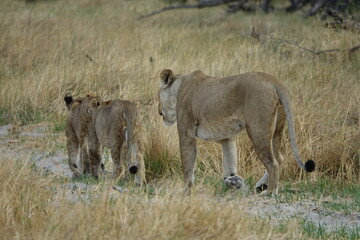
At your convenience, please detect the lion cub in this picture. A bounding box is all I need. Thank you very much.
[86,99,146,186]
[64,94,104,178]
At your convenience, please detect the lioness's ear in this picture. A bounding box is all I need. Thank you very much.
[160,69,175,85]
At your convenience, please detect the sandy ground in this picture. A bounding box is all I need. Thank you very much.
[1,123,359,233]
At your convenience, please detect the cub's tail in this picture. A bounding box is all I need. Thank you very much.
[275,86,315,172]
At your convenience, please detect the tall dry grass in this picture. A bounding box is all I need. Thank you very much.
[0,0,359,183]
[0,155,303,239]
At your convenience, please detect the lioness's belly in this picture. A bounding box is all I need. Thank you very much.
[195,118,245,141]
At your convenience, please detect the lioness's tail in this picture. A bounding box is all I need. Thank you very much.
[275,86,315,172]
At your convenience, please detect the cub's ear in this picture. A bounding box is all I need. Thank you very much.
[160,69,175,85]
[87,98,102,115]
[64,95,73,110]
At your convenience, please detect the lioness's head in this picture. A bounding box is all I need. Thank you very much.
[158,69,179,126]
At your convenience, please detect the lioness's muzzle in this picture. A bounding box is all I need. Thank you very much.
[129,165,138,174]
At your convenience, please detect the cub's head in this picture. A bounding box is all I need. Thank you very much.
[64,94,103,117]
[64,94,81,110]
[80,94,103,117]
[158,69,179,126]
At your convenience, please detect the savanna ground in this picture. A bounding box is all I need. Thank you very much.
[0,0,360,239]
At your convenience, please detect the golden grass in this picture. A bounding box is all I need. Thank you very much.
[1,0,360,181]
[1,155,305,240]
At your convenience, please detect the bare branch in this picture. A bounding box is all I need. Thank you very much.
[249,27,360,56]
[227,0,255,14]
[137,0,239,20]
[324,9,360,33]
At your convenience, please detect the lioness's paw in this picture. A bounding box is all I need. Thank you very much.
[223,176,248,191]
[256,184,268,193]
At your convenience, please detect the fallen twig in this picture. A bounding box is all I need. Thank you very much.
[85,54,95,63]
[112,185,128,193]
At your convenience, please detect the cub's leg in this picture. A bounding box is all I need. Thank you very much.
[112,148,125,180]
[88,141,102,179]
[255,106,285,193]
[65,129,82,178]
[219,138,247,191]
[245,106,279,195]
[179,134,197,193]
[88,124,103,179]
[134,152,146,186]
[80,145,91,175]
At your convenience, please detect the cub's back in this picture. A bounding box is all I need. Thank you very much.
[94,100,137,148]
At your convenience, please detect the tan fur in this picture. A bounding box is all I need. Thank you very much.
[64,95,104,178]
[158,69,312,195]
[87,100,146,185]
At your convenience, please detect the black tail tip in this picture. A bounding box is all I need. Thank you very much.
[129,166,138,175]
[305,159,316,172]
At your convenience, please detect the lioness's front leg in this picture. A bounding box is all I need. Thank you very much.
[219,138,248,191]
[179,134,197,191]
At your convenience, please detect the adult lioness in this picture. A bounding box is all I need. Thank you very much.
[64,94,104,178]
[87,99,146,186]
[158,69,315,194]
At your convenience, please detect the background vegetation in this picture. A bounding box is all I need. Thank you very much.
[0,0,359,238]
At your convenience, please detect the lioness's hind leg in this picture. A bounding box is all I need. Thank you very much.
[254,144,279,195]
[245,106,279,195]
[255,171,269,193]
[272,107,286,166]
[255,107,285,193]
